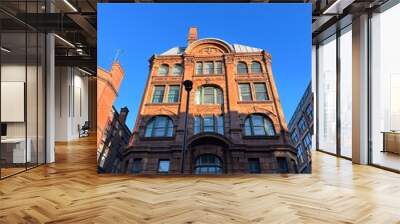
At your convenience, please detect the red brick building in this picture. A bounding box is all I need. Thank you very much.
[97,62,124,147]
[124,27,298,174]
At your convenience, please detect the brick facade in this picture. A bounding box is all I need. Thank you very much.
[97,63,124,147]
[124,28,298,174]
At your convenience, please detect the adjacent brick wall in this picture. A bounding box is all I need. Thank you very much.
[97,63,124,147]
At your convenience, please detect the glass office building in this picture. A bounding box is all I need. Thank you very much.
[0,1,47,178]
[314,0,400,172]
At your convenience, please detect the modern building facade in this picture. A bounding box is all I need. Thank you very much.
[288,82,313,173]
[97,106,132,173]
[122,27,298,175]
[313,0,400,172]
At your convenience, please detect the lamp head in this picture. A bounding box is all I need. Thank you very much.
[182,80,193,92]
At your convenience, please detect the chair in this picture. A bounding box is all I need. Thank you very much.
[79,121,90,138]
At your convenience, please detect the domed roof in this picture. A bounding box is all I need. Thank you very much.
[159,38,263,56]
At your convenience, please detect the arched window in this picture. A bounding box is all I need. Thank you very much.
[237,62,248,74]
[144,116,174,137]
[158,64,169,76]
[194,154,223,174]
[244,114,276,136]
[195,86,223,104]
[172,64,183,76]
[251,61,262,73]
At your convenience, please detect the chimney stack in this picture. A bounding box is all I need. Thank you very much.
[119,106,129,124]
[187,27,198,45]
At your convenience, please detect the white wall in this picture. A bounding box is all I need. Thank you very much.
[311,45,317,151]
[54,67,89,141]
[1,64,38,138]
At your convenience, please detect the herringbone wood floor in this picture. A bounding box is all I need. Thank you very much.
[1,136,400,224]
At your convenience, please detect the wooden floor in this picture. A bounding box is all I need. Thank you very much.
[1,136,400,224]
[372,150,400,171]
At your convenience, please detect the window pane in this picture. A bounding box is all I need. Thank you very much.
[264,119,275,136]
[198,86,222,105]
[215,61,223,74]
[244,119,252,136]
[254,83,268,100]
[154,128,165,137]
[166,119,174,137]
[152,86,165,103]
[194,155,222,174]
[146,116,173,137]
[203,116,214,132]
[217,116,224,135]
[145,120,154,137]
[340,27,352,158]
[298,117,306,133]
[194,116,201,134]
[303,132,312,150]
[239,84,251,101]
[253,126,266,136]
[172,64,183,76]
[216,88,223,104]
[252,115,263,126]
[203,87,215,104]
[371,5,400,170]
[237,62,248,74]
[204,62,214,74]
[251,61,262,73]
[158,65,169,76]
[158,160,170,172]
[196,62,203,75]
[297,145,305,163]
[155,116,167,128]
[306,104,313,120]
[317,35,337,154]
[1,30,27,176]
[291,131,299,143]
[195,90,200,104]
[154,117,167,137]
[168,85,180,103]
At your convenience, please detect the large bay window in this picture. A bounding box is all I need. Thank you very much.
[317,35,337,154]
[195,86,223,105]
[370,3,400,170]
[193,115,224,135]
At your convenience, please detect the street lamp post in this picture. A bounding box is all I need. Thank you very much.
[180,80,193,174]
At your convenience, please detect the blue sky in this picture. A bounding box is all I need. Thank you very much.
[98,3,311,130]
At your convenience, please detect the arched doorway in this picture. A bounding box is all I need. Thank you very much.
[187,134,231,174]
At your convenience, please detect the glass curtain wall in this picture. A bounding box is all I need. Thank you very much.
[0,1,46,179]
[371,3,400,171]
[339,26,352,158]
[317,34,337,154]
[317,24,353,159]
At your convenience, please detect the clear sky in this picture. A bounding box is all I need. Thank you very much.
[98,3,311,130]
